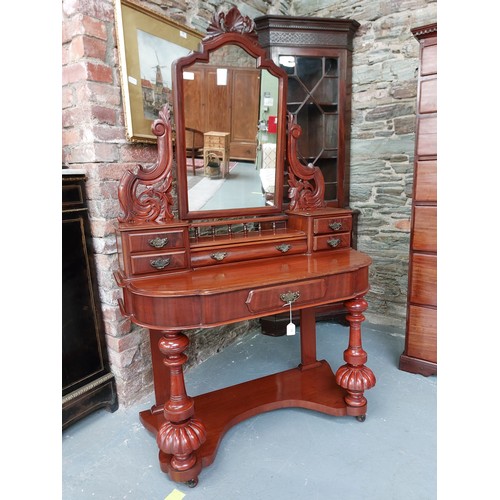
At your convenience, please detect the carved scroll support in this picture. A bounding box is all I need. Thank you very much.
[286,113,327,211]
[336,296,376,409]
[156,330,206,483]
[118,105,175,224]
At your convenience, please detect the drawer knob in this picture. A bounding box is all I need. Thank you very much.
[276,244,291,253]
[327,238,341,248]
[211,252,228,261]
[148,237,169,248]
[150,257,171,270]
[329,222,342,231]
[280,291,300,304]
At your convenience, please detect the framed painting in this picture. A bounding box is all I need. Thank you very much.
[115,0,202,142]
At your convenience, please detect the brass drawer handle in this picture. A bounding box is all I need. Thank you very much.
[327,238,341,248]
[276,244,291,253]
[150,257,170,270]
[211,252,228,261]
[280,291,300,304]
[148,237,169,248]
[329,221,342,231]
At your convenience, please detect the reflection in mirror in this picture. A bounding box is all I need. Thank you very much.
[180,44,280,212]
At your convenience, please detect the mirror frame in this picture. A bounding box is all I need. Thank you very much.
[172,10,288,220]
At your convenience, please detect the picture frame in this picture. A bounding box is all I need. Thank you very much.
[115,0,203,143]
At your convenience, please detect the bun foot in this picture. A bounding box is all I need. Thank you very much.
[355,414,366,422]
[185,478,198,488]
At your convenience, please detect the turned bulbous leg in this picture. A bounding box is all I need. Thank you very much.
[156,330,206,478]
[336,297,376,408]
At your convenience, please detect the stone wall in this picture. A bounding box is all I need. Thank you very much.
[62,0,436,407]
[291,0,437,326]
[62,0,292,408]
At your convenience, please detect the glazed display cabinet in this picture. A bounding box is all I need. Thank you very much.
[255,15,359,208]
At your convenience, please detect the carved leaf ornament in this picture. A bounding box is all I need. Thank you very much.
[206,6,258,42]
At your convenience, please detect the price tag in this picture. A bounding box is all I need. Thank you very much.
[283,300,296,335]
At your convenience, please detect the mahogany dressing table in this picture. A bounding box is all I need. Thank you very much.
[115,7,375,488]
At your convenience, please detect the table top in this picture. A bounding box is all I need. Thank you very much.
[122,248,371,297]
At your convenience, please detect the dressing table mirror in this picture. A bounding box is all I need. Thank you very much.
[173,18,287,219]
[115,7,375,487]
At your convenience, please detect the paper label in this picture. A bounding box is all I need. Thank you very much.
[286,322,296,336]
[165,489,185,500]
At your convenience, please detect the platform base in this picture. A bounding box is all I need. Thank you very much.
[140,360,366,482]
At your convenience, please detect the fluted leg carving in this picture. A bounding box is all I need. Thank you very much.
[156,330,206,476]
[336,297,376,408]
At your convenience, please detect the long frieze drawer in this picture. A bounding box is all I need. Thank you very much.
[313,216,352,234]
[127,230,186,253]
[414,160,437,202]
[246,279,327,314]
[191,240,307,268]
[412,206,436,252]
[406,305,437,363]
[409,253,437,307]
[313,233,351,251]
[130,250,188,276]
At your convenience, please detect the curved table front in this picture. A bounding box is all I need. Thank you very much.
[117,248,372,330]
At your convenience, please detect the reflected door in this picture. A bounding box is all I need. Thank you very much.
[183,64,260,161]
[230,68,260,159]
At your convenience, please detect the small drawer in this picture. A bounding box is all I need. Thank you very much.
[130,250,188,276]
[128,230,185,253]
[421,44,437,76]
[246,278,327,314]
[410,253,437,306]
[419,78,437,114]
[412,206,436,252]
[204,133,229,149]
[414,160,437,203]
[417,115,437,157]
[313,233,351,252]
[314,216,352,235]
[191,240,307,268]
[407,305,437,362]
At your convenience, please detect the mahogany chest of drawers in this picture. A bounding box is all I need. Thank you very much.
[399,23,437,376]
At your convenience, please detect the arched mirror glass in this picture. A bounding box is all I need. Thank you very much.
[172,19,287,220]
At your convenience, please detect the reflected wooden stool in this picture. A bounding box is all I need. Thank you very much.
[203,131,230,177]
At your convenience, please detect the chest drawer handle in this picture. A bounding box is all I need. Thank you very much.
[327,238,341,248]
[280,291,300,304]
[211,252,228,261]
[148,237,169,248]
[150,257,171,270]
[329,222,343,231]
[276,244,291,253]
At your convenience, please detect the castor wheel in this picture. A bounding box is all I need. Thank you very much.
[185,478,198,488]
[355,414,366,422]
